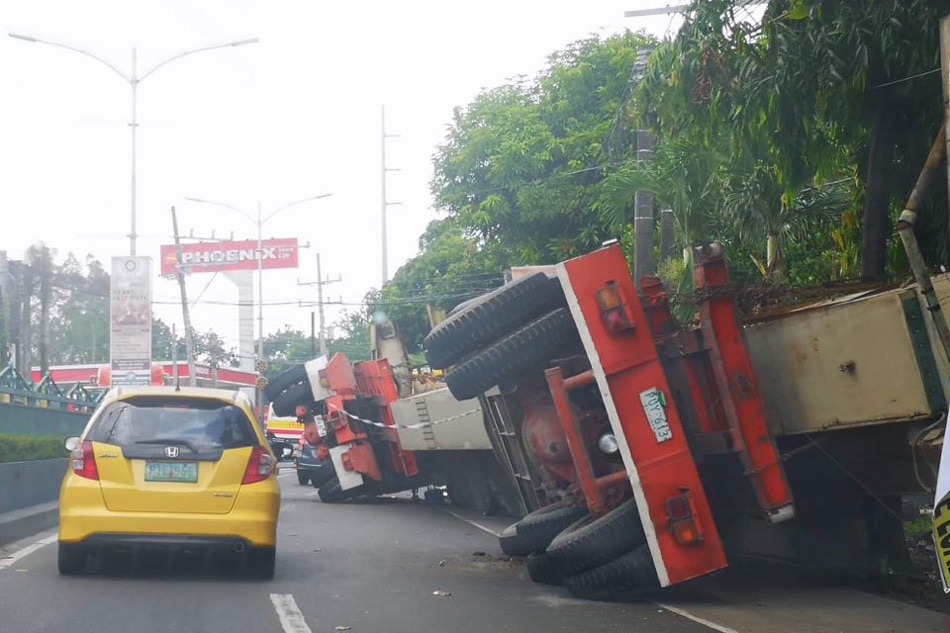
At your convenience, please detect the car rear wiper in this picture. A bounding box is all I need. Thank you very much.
[134,439,199,454]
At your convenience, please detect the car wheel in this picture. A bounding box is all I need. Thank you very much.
[58,543,86,576]
[246,547,276,580]
[296,470,310,486]
[444,308,580,401]
[424,273,565,369]
[263,364,308,402]
[272,381,313,417]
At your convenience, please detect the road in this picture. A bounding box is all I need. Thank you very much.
[0,466,945,633]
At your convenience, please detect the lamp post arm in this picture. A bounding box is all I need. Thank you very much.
[8,32,130,83]
[138,38,258,83]
[262,193,333,224]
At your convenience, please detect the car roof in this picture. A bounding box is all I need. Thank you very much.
[103,386,247,406]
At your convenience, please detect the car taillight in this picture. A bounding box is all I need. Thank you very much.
[242,446,275,484]
[71,440,99,480]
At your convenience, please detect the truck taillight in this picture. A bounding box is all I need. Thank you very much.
[71,440,99,480]
[242,446,275,484]
[596,281,635,333]
[667,490,703,545]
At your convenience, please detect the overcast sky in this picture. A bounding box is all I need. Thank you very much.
[1,1,682,363]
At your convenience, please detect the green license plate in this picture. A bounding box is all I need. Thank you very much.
[145,461,198,483]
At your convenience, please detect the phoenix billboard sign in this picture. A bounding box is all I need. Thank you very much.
[160,238,299,276]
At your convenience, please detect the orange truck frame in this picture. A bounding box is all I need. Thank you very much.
[424,241,942,598]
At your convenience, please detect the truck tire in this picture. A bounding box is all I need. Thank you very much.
[317,477,347,503]
[263,364,308,402]
[424,273,565,369]
[545,499,645,577]
[272,381,313,417]
[515,500,588,536]
[525,551,561,585]
[561,544,660,600]
[499,524,551,557]
[444,308,580,401]
[296,470,310,486]
[309,461,336,489]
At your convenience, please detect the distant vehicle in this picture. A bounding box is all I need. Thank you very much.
[58,386,282,578]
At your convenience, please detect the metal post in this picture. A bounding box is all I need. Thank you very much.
[381,105,388,284]
[170,207,196,386]
[659,208,676,264]
[257,202,264,407]
[172,323,179,387]
[316,253,328,356]
[940,16,950,231]
[130,48,138,256]
[633,130,655,284]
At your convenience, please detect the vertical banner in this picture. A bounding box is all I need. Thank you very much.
[110,256,153,386]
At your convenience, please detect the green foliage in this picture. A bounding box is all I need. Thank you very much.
[0,434,69,463]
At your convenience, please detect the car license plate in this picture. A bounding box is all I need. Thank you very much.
[145,461,198,483]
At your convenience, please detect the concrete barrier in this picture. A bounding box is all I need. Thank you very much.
[0,458,67,545]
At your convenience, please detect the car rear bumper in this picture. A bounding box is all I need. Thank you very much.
[59,477,280,547]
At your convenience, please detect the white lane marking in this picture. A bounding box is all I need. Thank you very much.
[442,508,501,537]
[270,593,313,633]
[654,601,741,633]
[0,534,57,570]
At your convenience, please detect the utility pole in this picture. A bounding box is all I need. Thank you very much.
[381,104,402,285]
[170,206,197,386]
[298,253,342,357]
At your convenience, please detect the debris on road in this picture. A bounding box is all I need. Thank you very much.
[334,627,351,631]
[432,590,452,597]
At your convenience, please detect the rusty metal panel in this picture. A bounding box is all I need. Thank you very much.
[391,388,490,451]
[745,287,934,435]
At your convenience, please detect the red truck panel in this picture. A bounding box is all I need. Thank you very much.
[557,244,728,587]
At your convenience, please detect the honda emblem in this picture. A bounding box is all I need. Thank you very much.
[164,446,180,458]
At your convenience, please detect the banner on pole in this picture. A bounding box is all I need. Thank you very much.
[110,256,153,387]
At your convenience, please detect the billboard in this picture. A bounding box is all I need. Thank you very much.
[110,256,153,386]
[159,238,299,276]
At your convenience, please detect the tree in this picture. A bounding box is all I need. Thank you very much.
[431,31,657,265]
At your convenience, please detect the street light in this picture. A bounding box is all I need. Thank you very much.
[8,32,259,256]
[185,193,333,403]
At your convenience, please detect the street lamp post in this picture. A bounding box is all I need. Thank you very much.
[8,32,258,256]
[185,194,332,407]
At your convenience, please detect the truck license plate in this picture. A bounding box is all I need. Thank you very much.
[640,388,673,443]
[145,461,198,483]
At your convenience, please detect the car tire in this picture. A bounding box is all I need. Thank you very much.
[247,547,276,580]
[296,470,310,486]
[272,381,313,417]
[58,543,86,576]
[545,498,645,577]
[264,364,308,402]
[561,544,660,600]
[424,273,565,369]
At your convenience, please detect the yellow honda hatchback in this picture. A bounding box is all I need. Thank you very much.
[58,386,282,578]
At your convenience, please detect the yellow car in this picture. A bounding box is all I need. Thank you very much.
[58,386,282,578]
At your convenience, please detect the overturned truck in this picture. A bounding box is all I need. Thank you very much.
[424,241,945,599]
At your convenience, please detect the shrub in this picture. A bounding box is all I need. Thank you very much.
[0,434,69,463]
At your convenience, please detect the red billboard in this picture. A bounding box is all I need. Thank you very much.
[160,238,299,276]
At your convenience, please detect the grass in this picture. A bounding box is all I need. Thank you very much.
[906,516,933,540]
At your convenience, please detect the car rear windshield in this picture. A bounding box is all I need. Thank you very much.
[87,396,258,450]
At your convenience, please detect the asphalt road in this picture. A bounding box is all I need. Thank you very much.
[0,466,946,633]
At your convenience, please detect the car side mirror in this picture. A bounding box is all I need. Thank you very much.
[64,436,80,452]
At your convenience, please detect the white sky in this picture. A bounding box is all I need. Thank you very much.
[1,1,682,361]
